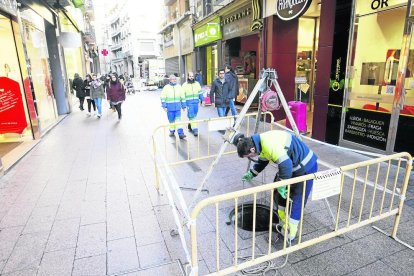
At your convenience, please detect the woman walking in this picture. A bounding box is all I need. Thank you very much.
[106,74,126,120]
[90,74,105,118]
[84,74,96,116]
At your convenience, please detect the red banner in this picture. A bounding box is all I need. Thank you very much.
[0,77,28,134]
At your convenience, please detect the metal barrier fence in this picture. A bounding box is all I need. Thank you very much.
[151,112,275,190]
[189,152,412,275]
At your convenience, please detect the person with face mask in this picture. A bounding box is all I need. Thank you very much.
[161,74,187,139]
[182,72,203,136]
[106,74,126,120]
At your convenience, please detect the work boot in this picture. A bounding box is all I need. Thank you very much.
[276,221,298,242]
[193,129,198,137]
[179,134,186,139]
[169,131,175,137]
[188,123,192,133]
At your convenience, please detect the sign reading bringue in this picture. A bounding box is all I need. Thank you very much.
[275,0,312,21]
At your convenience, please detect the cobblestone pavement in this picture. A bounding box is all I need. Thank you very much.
[0,90,413,276]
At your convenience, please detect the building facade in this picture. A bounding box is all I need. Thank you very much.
[0,0,90,172]
[105,0,160,78]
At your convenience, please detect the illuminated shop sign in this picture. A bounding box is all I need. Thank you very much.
[0,0,17,16]
[275,0,312,21]
[194,17,222,47]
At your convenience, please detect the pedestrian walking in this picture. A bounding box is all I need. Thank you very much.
[210,69,230,117]
[182,72,203,136]
[90,74,105,118]
[161,74,187,139]
[234,130,318,241]
[83,74,96,117]
[72,73,85,111]
[224,65,239,118]
[106,74,126,120]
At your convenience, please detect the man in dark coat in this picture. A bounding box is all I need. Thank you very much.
[72,73,85,110]
[210,69,230,117]
[224,65,239,117]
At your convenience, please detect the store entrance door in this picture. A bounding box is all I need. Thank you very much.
[340,6,414,155]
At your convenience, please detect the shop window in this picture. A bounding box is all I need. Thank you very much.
[0,15,33,144]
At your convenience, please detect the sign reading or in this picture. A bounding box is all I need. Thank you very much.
[194,17,222,47]
[275,0,312,21]
[0,77,28,134]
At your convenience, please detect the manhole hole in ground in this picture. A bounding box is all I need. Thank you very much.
[228,203,279,232]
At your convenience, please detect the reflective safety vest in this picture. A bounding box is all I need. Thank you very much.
[182,81,203,104]
[250,130,317,180]
[161,84,186,111]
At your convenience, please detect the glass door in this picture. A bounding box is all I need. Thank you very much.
[392,18,414,154]
[340,6,406,152]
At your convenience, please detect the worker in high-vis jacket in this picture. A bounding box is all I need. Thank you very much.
[182,72,204,136]
[234,130,318,241]
[161,74,187,139]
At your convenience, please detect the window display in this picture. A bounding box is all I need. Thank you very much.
[20,7,57,131]
[0,14,32,141]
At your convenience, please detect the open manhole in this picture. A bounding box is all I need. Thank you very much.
[228,203,279,232]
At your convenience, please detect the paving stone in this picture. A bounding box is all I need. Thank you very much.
[2,231,49,273]
[80,200,106,225]
[22,205,58,234]
[37,248,75,276]
[135,261,183,276]
[0,202,36,228]
[72,254,107,276]
[133,213,164,247]
[84,182,106,202]
[382,249,414,276]
[346,260,401,276]
[107,237,139,275]
[107,211,134,241]
[137,241,171,268]
[45,218,80,252]
[76,223,106,259]
[0,226,24,261]
[1,268,38,275]
[55,199,82,220]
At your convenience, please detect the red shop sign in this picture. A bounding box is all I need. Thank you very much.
[0,77,28,134]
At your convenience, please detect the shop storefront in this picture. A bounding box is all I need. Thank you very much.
[0,2,35,146]
[263,0,321,129]
[221,2,263,104]
[19,6,58,132]
[194,16,222,85]
[326,0,414,155]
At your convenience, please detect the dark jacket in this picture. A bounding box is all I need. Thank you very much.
[107,82,126,103]
[210,78,230,107]
[72,77,85,98]
[225,71,239,99]
[83,80,91,97]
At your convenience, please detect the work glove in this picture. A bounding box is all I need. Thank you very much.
[242,171,254,182]
[277,186,288,199]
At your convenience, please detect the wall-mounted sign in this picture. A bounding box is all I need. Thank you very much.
[263,0,312,21]
[194,17,222,47]
[0,0,17,17]
[356,0,406,16]
[0,77,28,134]
[221,7,251,26]
[275,0,312,21]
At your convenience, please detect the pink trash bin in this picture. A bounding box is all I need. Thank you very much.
[286,101,307,133]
